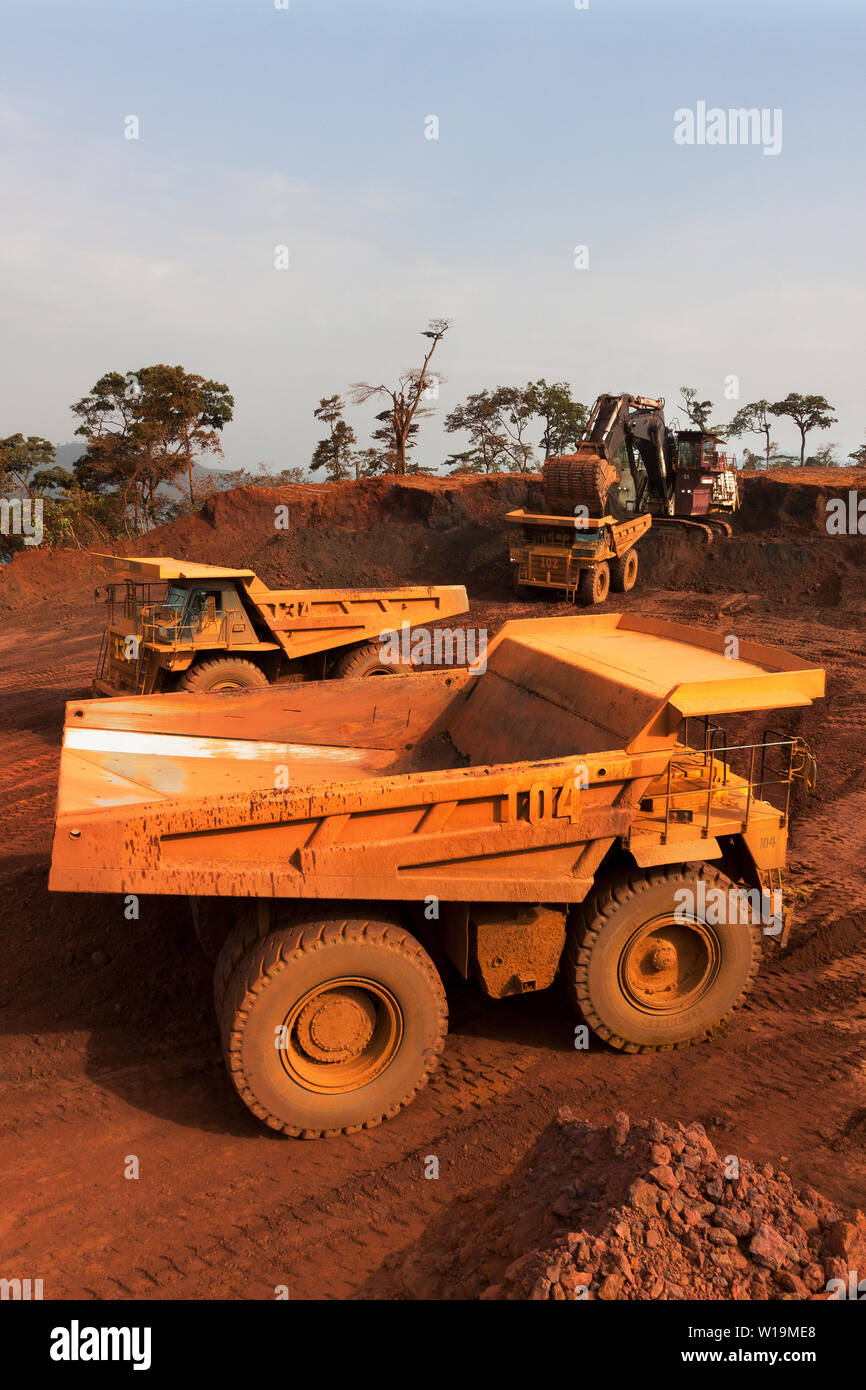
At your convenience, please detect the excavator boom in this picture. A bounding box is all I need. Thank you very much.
[543,393,675,518]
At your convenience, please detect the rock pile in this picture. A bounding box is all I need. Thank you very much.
[391,1110,866,1300]
[494,1110,865,1300]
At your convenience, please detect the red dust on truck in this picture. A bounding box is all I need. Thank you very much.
[51,613,823,1139]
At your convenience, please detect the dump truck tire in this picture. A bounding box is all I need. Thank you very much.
[512,567,534,598]
[562,864,761,1053]
[577,561,610,606]
[610,548,638,593]
[330,641,411,678]
[218,915,448,1137]
[178,657,269,693]
[191,898,237,962]
[213,903,324,1013]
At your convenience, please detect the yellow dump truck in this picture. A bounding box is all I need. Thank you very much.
[508,510,652,603]
[51,614,823,1138]
[91,555,469,695]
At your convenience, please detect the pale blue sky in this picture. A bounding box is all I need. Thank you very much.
[1,0,863,473]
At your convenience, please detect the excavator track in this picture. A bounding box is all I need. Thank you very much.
[651,516,715,544]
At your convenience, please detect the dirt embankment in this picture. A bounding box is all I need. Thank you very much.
[0,474,541,610]
[3,467,865,618]
[737,468,866,534]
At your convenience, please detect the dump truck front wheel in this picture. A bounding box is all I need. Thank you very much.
[577,561,610,606]
[218,915,448,1137]
[610,548,638,593]
[330,641,411,678]
[562,864,761,1052]
[178,657,269,693]
[512,566,535,599]
[190,897,236,962]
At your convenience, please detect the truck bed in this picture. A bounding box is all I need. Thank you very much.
[49,615,824,902]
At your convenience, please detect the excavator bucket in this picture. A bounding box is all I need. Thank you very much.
[543,446,622,517]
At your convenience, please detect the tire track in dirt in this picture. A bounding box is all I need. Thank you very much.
[1,529,865,1299]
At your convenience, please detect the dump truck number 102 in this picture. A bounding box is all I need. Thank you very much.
[92,553,468,695]
[50,613,823,1140]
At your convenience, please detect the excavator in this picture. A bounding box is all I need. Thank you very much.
[508,393,740,603]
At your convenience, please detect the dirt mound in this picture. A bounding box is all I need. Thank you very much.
[738,467,866,535]
[0,474,541,611]
[384,1111,866,1300]
[641,531,864,612]
[786,910,866,969]
[3,469,866,616]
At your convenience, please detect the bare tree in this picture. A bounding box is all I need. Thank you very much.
[350,318,451,475]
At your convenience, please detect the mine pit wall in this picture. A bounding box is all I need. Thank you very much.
[2,469,864,614]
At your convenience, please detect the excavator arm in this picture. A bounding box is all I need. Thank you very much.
[543,393,676,518]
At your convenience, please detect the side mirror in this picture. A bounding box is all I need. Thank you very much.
[205,596,217,623]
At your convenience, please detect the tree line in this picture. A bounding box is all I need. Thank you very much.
[310,322,859,479]
[2,327,863,555]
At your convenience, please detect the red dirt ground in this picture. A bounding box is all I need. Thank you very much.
[1,469,865,1300]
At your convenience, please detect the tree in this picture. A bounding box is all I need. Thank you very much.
[310,395,356,481]
[444,390,508,473]
[204,463,309,490]
[770,393,837,467]
[351,446,389,480]
[443,449,483,474]
[727,400,774,468]
[135,365,233,506]
[72,372,163,533]
[370,409,420,471]
[71,366,234,532]
[525,379,587,457]
[679,386,714,431]
[0,434,58,496]
[491,385,537,472]
[805,442,841,469]
[256,463,308,485]
[350,318,450,476]
[740,448,765,470]
[849,436,866,468]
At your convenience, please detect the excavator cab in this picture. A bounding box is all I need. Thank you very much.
[675,431,740,516]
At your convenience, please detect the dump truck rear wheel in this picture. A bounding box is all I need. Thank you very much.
[330,641,411,678]
[562,864,761,1052]
[178,657,269,693]
[218,915,448,1137]
[610,549,638,593]
[214,903,326,1013]
[577,561,610,606]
